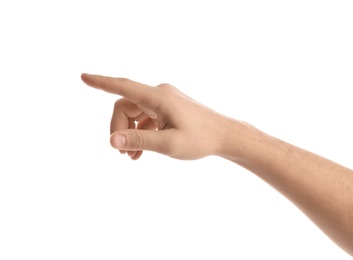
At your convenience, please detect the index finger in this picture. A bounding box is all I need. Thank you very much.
[81,73,156,105]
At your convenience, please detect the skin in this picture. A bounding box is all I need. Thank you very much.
[81,73,353,256]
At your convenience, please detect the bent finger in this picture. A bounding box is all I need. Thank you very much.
[110,99,143,135]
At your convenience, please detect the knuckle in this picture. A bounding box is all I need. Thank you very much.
[156,84,176,99]
[157,83,173,89]
[119,77,131,85]
[113,99,123,108]
[116,78,131,96]
[131,131,144,150]
[113,98,128,109]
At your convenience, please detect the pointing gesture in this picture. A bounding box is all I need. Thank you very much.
[81,73,227,160]
[81,73,353,255]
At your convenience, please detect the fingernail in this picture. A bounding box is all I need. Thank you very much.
[114,134,126,148]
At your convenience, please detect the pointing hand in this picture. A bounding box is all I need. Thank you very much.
[81,73,231,160]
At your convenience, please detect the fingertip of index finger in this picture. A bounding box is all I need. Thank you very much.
[81,73,160,108]
[81,73,102,89]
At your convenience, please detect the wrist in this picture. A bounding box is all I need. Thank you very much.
[214,117,260,163]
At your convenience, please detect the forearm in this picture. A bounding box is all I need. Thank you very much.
[217,118,353,255]
[82,73,353,254]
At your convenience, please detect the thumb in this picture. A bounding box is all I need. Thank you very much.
[110,129,175,155]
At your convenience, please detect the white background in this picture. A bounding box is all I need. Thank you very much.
[0,0,352,259]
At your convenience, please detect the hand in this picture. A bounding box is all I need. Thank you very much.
[81,73,232,160]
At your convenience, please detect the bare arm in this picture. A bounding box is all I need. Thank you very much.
[81,73,353,256]
[217,119,353,255]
